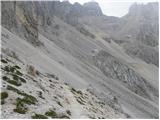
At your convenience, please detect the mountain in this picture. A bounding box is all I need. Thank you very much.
[1,1,159,119]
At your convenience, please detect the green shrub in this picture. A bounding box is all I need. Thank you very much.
[1,59,8,63]
[66,110,71,115]
[7,85,20,93]
[1,92,8,99]
[13,99,28,114]
[31,113,48,119]
[19,77,26,83]
[59,115,70,119]
[10,66,16,73]
[71,88,82,95]
[45,110,57,118]
[3,75,21,86]
[2,66,17,73]
[2,76,9,81]
[7,85,37,103]
[16,96,37,105]
[7,80,22,86]
[15,70,23,76]
[71,87,76,93]
[57,101,63,107]
[13,108,27,114]
[77,90,82,95]
[1,99,5,105]
[12,74,19,81]
[14,95,37,114]
[13,65,21,69]
[38,91,45,99]
[3,66,10,72]
[76,97,85,105]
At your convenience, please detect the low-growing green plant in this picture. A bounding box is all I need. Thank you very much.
[6,79,22,86]
[1,59,8,64]
[76,97,85,105]
[16,96,37,105]
[58,114,70,119]
[12,74,19,81]
[66,110,71,116]
[1,99,5,105]
[7,85,20,93]
[2,65,21,74]
[19,77,26,83]
[15,70,23,76]
[10,66,16,73]
[13,108,27,114]
[45,110,57,118]
[1,92,8,99]
[3,66,10,72]
[13,91,37,114]
[13,98,28,114]
[71,87,76,93]
[57,101,63,107]
[2,76,9,81]
[3,75,21,86]
[13,65,21,69]
[31,113,48,119]
[7,85,37,103]
[71,87,83,95]
[38,91,45,99]
[12,74,26,83]
[77,90,82,95]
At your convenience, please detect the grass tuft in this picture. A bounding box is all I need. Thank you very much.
[1,59,8,63]
[19,77,26,83]
[45,110,57,118]
[7,80,22,86]
[57,101,63,107]
[7,85,37,103]
[13,65,21,69]
[66,110,71,116]
[1,92,8,99]
[15,70,23,76]
[31,113,48,119]
[2,76,9,80]
[13,99,28,114]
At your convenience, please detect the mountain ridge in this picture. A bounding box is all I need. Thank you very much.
[1,1,159,119]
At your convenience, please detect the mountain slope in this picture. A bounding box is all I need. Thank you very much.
[1,1,159,119]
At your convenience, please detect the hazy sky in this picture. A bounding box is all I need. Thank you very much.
[67,0,158,17]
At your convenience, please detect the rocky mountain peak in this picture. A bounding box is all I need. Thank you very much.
[128,2,158,18]
[83,1,103,16]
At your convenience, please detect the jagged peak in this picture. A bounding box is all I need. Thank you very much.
[128,2,158,15]
[83,1,103,16]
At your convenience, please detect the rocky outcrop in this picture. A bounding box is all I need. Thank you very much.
[1,1,43,46]
[114,2,159,47]
[93,50,158,101]
[83,2,103,16]
[123,42,159,66]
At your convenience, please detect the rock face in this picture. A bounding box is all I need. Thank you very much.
[93,50,158,101]
[1,1,42,46]
[114,2,159,45]
[1,1,159,119]
[123,42,159,66]
[111,2,159,66]
[83,2,103,16]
